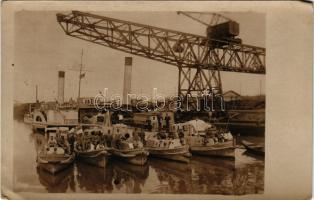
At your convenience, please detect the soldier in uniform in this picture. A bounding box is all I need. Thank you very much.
[165,113,171,132]
[157,113,162,131]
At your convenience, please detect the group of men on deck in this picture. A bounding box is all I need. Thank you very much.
[146,113,172,132]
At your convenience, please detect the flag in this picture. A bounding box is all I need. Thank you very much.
[80,73,85,79]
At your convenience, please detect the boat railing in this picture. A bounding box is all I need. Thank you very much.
[64,119,78,124]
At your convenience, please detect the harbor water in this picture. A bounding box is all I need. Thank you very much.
[13,120,264,195]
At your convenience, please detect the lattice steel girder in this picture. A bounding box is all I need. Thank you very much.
[56,11,266,74]
[178,67,222,97]
[177,66,223,110]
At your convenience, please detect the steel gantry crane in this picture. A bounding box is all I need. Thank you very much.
[56,10,265,110]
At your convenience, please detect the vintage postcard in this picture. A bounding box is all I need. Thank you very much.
[1,1,313,200]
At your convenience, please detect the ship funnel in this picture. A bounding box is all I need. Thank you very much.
[123,57,132,105]
[58,71,65,104]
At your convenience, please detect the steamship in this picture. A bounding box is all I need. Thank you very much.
[24,71,79,131]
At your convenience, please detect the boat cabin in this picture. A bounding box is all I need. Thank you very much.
[146,135,182,149]
[172,119,218,137]
[112,124,134,137]
[110,124,144,150]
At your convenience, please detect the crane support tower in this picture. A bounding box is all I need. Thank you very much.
[56,11,265,110]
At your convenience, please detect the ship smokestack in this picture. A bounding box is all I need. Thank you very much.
[123,57,132,105]
[58,71,65,104]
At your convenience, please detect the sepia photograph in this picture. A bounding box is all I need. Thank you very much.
[12,9,265,195]
[2,1,313,200]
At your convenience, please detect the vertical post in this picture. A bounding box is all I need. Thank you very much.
[35,85,38,102]
[217,70,223,94]
[78,49,84,104]
[177,66,182,97]
[259,79,262,98]
[58,71,65,104]
[123,57,132,105]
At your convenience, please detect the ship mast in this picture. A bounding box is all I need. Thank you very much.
[78,49,84,103]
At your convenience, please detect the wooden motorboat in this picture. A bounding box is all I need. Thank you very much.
[37,127,75,174]
[111,124,149,165]
[37,151,75,175]
[189,140,235,158]
[174,119,236,159]
[111,147,149,166]
[145,132,191,163]
[75,148,110,168]
[74,126,111,168]
[242,140,265,156]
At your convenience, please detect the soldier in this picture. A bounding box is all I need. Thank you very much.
[139,129,146,145]
[68,128,75,152]
[48,134,57,148]
[165,113,171,132]
[178,130,185,144]
[133,131,140,148]
[157,113,162,131]
[146,119,152,131]
[75,126,83,150]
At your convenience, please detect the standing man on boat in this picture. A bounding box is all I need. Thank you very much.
[178,129,185,144]
[68,128,75,152]
[139,129,146,145]
[146,119,152,131]
[165,113,171,132]
[157,113,162,131]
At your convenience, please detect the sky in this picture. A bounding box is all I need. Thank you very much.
[14,11,265,103]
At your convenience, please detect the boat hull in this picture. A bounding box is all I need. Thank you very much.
[37,153,75,174]
[242,140,265,156]
[148,145,191,163]
[111,148,149,166]
[76,150,110,168]
[38,163,72,174]
[190,141,235,159]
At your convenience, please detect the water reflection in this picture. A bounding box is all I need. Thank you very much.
[149,156,263,195]
[76,162,113,193]
[14,121,264,194]
[149,158,192,194]
[112,160,149,193]
[190,157,236,195]
[36,165,75,193]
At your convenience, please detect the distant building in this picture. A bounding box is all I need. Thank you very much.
[223,90,265,110]
[223,90,242,102]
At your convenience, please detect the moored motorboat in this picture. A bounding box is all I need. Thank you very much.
[37,127,75,174]
[74,126,111,168]
[75,148,110,168]
[189,140,235,158]
[111,124,149,165]
[173,119,236,159]
[145,132,191,163]
[111,147,149,166]
[242,140,264,156]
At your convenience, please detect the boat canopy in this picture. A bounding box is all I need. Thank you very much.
[184,119,212,132]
